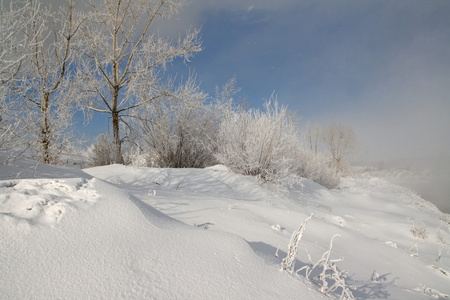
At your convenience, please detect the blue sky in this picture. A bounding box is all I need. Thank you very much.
[82,0,450,162]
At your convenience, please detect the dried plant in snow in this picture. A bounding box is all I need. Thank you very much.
[298,233,355,299]
[411,224,427,239]
[280,216,355,299]
[440,214,450,225]
[281,214,313,273]
[409,242,419,257]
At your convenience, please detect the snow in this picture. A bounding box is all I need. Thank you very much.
[1,158,450,299]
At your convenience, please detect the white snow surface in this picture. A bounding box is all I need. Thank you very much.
[1,158,450,299]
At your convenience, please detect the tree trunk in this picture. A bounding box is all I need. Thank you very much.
[111,86,123,164]
[41,93,50,164]
[112,111,123,164]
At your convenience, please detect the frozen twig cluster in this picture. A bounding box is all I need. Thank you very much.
[298,233,355,299]
[411,224,427,239]
[409,242,419,257]
[282,215,355,300]
[414,283,449,298]
[281,213,313,273]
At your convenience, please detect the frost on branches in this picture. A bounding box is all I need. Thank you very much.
[214,97,340,189]
[3,0,84,164]
[215,98,300,184]
[137,76,218,168]
[79,0,202,164]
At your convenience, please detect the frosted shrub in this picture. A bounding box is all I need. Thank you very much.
[295,150,340,189]
[89,134,115,166]
[215,99,300,183]
[123,145,149,167]
[138,78,218,168]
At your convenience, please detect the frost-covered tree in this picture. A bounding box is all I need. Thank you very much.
[0,0,38,94]
[6,0,84,164]
[322,123,356,174]
[0,0,39,151]
[79,0,201,164]
[138,76,218,168]
[304,122,321,155]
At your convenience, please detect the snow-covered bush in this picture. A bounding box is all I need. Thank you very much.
[89,134,115,166]
[215,98,340,188]
[294,150,340,189]
[215,99,300,183]
[123,145,149,167]
[138,79,219,168]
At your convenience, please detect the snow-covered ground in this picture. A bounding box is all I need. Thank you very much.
[1,158,450,299]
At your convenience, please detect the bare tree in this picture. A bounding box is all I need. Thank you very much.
[322,123,356,173]
[305,122,321,155]
[7,0,84,164]
[80,0,201,164]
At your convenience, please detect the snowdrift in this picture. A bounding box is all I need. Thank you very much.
[2,159,450,299]
[0,160,322,299]
[85,164,450,299]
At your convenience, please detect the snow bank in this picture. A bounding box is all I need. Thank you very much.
[86,165,450,299]
[2,157,450,299]
[1,162,323,299]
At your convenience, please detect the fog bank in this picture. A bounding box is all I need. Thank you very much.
[368,156,450,214]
